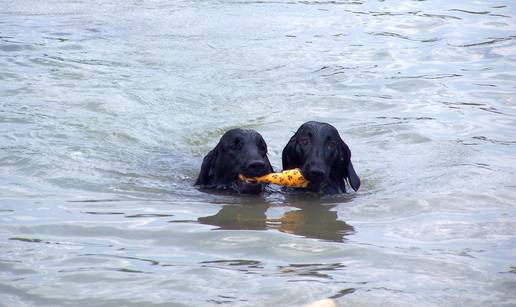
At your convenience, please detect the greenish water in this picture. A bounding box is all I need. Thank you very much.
[1,0,515,305]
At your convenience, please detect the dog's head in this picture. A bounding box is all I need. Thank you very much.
[282,121,360,193]
[195,129,273,194]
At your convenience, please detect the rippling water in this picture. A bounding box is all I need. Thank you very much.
[1,0,515,305]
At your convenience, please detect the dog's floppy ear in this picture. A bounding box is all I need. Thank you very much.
[339,140,360,192]
[195,145,219,186]
[264,155,274,173]
[259,138,275,173]
[282,133,301,170]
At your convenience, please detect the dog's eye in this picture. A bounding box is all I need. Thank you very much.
[300,138,309,146]
[259,141,267,153]
[327,141,337,150]
[230,140,240,151]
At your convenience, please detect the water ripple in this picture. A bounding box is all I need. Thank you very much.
[1,0,515,305]
[369,31,440,43]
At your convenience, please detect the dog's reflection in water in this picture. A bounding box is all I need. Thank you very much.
[197,203,354,242]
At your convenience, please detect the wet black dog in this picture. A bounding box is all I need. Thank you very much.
[282,121,360,194]
[195,129,273,194]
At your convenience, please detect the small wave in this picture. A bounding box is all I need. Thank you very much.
[79,253,160,265]
[472,136,516,146]
[389,74,462,80]
[370,31,440,43]
[449,9,490,15]
[451,36,516,48]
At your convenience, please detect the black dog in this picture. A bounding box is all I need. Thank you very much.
[195,128,273,194]
[282,121,360,194]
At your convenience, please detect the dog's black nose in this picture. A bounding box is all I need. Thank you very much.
[308,168,325,180]
[247,160,266,173]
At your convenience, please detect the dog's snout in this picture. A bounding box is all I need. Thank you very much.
[308,168,325,180]
[246,160,266,174]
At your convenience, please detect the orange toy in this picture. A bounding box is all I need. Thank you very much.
[239,168,308,188]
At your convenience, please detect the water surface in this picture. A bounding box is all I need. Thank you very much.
[1,0,515,306]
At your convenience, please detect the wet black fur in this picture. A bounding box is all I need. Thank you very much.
[195,129,273,194]
[282,121,360,194]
